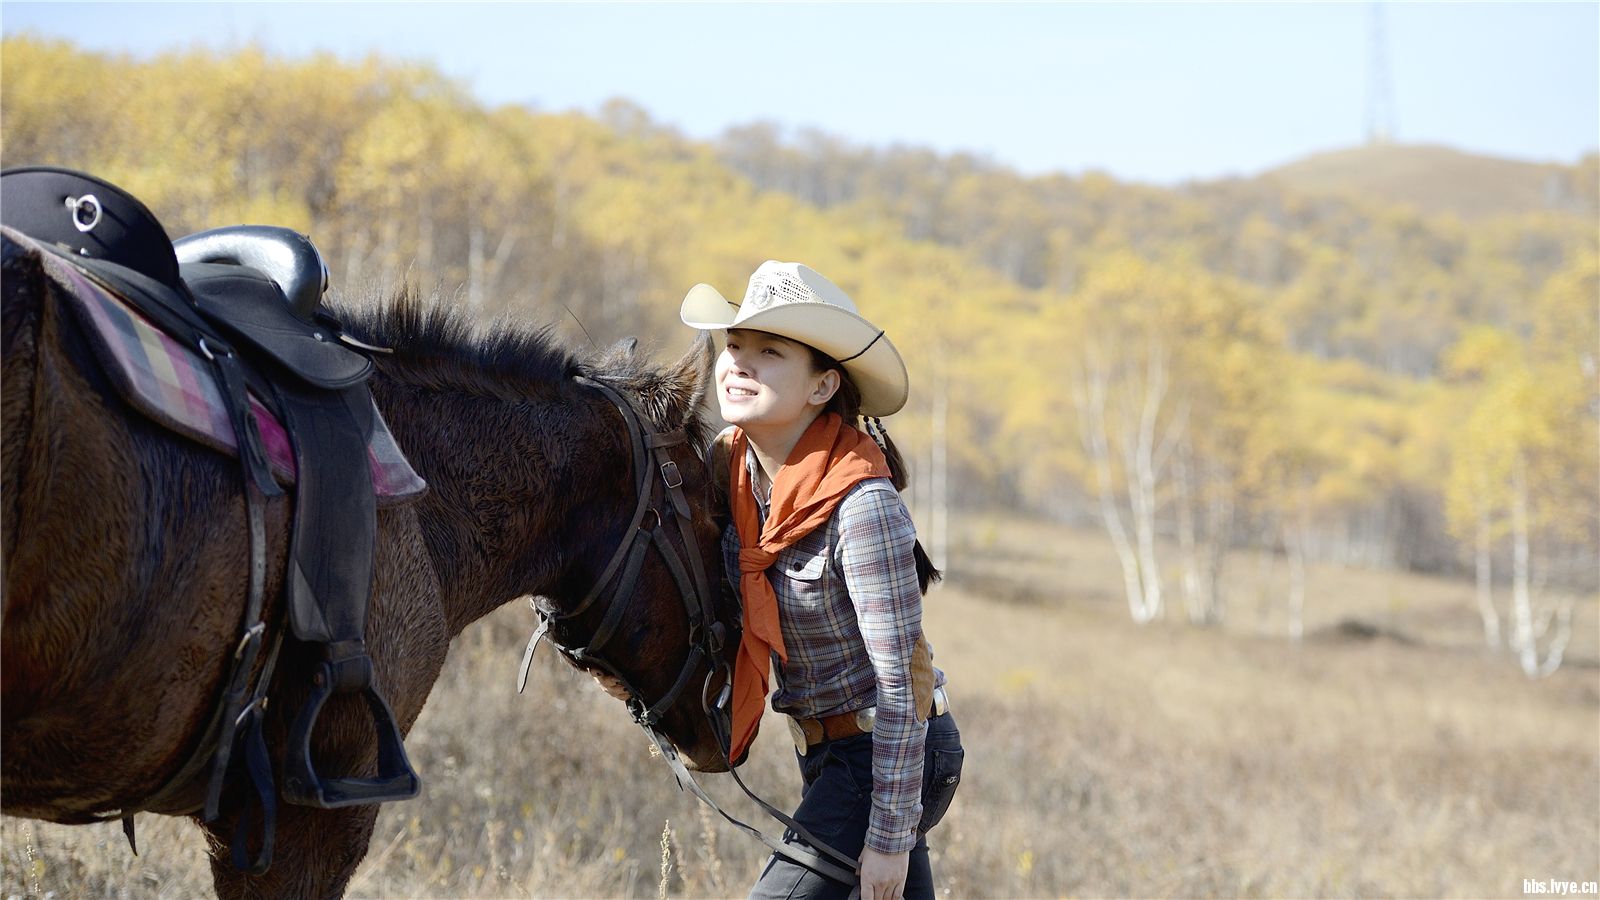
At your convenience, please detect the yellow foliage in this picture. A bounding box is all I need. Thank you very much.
[3,37,1593,570]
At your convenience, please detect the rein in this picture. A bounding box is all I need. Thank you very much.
[515,374,864,890]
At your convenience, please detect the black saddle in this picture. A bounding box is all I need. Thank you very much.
[0,167,419,867]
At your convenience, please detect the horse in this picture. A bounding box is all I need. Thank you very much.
[0,229,735,898]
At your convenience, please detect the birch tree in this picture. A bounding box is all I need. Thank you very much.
[1442,249,1597,675]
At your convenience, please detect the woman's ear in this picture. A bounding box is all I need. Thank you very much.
[808,368,841,408]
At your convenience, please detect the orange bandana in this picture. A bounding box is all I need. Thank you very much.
[727,412,890,762]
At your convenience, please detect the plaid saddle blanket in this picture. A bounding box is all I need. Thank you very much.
[31,232,427,504]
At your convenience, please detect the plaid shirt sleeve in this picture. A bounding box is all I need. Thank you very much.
[834,482,926,854]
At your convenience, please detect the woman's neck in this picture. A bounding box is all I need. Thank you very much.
[742,409,825,490]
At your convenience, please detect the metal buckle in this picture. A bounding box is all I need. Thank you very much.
[788,717,809,756]
[853,706,877,734]
[660,460,683,490]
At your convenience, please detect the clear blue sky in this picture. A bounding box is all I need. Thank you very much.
[3,2,1595,185]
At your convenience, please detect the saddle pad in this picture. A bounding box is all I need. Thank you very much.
[34,237,427,505]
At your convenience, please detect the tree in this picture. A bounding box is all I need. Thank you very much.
[1441,251,1597,676]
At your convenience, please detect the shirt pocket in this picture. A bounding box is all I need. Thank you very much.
[775,531,832,612]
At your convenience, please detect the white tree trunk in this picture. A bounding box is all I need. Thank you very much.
[487,226,520,306]
[931,372,949,573]
[1474,504,1500,651]
[1203,460,1232,624]
[1175,449,1204,623]
[1125,349,1169,622]
[342,230,367,297]
[468,221,486,311]
[1509,457,1537,675]
[1284,503,1308,643]
[417,192,434,278]
[1074,358,1151,623]
[1506,457,1571,677]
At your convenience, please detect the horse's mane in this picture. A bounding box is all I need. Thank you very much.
[336,290,710,448]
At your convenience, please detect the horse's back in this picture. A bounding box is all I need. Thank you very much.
[1,236,282,820]
[1,237,448,830]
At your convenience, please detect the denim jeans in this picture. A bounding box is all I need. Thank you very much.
[748,711,963,900]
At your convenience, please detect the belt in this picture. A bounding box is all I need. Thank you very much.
[789,686,950,756]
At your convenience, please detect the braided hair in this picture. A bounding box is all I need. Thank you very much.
[807,347,942,595]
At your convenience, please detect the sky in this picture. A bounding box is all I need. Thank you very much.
[2,1,1596,185]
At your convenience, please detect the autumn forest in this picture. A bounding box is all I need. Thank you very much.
[3,38,1595,677]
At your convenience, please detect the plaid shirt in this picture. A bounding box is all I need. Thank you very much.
[723,441,944,854]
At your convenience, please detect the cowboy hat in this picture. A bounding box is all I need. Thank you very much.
[681,261,909,416]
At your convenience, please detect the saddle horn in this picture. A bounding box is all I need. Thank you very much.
[175,225,329,320]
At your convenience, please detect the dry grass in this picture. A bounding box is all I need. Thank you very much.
[5,511,1597,898]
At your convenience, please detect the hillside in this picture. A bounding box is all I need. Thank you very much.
[2,36,1594,611]
[1260,142,1597,219]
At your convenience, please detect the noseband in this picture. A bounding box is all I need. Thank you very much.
[516,375,724,728]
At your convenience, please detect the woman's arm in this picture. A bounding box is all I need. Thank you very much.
[835,481,926,856]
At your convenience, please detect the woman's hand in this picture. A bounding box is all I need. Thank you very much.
[590,672,631,702]
[857,845,909,900]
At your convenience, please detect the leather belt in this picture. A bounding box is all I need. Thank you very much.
[789,686,949,756]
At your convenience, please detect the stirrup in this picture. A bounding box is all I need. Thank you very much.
[281,642,420,808]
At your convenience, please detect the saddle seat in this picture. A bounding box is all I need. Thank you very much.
[177,225,372,391]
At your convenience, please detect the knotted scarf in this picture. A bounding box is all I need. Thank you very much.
[727,412,890,762]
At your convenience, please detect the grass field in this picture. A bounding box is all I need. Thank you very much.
[5,511,1597,898]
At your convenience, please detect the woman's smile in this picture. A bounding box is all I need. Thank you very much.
[714,329,827,430]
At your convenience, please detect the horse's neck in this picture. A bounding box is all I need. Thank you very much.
[370,373,613,635]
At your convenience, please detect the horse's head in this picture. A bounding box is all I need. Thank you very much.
[541,333,739,772]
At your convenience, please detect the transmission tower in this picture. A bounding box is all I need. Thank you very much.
[1366,2,1397,144]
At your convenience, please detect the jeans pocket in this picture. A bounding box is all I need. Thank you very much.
[917,745,964,834]
[796,746,871,841]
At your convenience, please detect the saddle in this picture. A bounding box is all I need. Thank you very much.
[1,167,421,869]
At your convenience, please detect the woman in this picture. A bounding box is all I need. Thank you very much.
[681,261,963,900]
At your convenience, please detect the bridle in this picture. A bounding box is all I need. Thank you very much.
[516,375,726,729]
[515,374,864,889]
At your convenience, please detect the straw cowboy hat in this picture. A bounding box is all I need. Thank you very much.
[681,261,909,416]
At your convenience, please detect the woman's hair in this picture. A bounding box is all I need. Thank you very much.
[808,346,943,595]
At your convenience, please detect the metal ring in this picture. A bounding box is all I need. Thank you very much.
[65,194,102,233]
[233,622,266,660]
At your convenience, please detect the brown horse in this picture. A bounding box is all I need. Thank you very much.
[0,231,734,897]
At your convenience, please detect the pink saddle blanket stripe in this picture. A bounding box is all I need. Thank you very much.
[33,233,427,504]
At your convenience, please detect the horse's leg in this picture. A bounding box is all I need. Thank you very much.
[200,803,381,900]
[199,507,450,898]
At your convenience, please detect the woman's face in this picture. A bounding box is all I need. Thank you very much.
[715,329,838,432]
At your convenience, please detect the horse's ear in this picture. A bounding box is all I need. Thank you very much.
[660,332,714,427]
[597,337,640,371]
